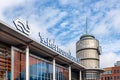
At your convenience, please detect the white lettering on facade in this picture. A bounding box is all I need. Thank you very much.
[38,32,80,64]
[13,20,79,64]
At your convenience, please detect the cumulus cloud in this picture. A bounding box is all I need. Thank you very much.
[100,52,120,68]
[92,24,110,37]
[0,0,25,20]
[58,0,80,5]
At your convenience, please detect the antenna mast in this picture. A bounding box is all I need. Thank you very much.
[86,17,88,34]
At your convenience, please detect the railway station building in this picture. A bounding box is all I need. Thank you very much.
[0,19,103,80]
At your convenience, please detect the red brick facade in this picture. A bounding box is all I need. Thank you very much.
[0,48,11,79]
[101,66,120,80]
[14,50,26,80]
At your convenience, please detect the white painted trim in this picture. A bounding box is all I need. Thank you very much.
[53,58,55,80]
[79,70,82,80]
[69,65,71,80]
[11,46,14,80]
[26,46,29,80]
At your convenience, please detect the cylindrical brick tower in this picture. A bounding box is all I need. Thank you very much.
[76,34,102,80]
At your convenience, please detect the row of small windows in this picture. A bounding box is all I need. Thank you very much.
[103,69,120,75]
[114,69,120,73]
[101,76,120,80]
[82,72,100,79]
[103,70,112,74]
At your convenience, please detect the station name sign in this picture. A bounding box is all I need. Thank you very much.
[13,19,80,64]
[38,32,80,63]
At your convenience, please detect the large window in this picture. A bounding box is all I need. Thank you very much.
[56,65,69,80]
[29,56,53,80]
[13,48,69,80]
[29,56,69,80]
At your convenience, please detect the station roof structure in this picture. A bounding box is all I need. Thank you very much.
[0,20,86,71]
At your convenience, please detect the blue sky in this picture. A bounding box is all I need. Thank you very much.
[0,0,120,68]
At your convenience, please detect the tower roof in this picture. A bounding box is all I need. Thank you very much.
[80,34,95,40]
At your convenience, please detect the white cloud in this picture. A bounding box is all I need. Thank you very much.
[107,9,120,33]
[100,39,120,68]
[60,21,69,28]
[59,40,77,57]
[102,40,120,54]
[45,11,67,28]
[91,8,120,37]
[100,52,120,68]
[28,9,67,41]
[0,0,24,8]
[92,24,109,37]
[0,0,25,20]
[58,0,80,5]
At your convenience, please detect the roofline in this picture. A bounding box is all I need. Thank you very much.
[84,68,104,72]
[0,20,86,70]
[80,34,95,40]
